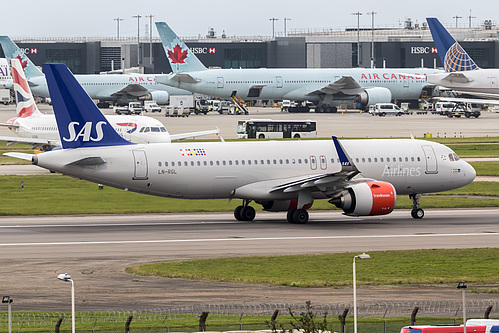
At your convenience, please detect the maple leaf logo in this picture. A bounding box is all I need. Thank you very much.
[167,44,188,64]
[15,55,28,71]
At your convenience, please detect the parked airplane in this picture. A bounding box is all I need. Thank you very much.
[0,58,11,87]
[5,63,476,222]
[154,22,442,113]
[0,59,219,150]
[426,18,499,97]
[0,36,192,107]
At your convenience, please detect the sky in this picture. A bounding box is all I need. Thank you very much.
[2,0,497,38]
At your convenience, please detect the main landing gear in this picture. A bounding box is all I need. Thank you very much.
[409,193,424,219]
[286,208,309,224]
[234,199,256,221]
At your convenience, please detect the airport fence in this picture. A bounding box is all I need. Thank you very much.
[0,300,497,333]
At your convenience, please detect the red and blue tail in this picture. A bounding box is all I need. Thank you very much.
[10,59,41,118]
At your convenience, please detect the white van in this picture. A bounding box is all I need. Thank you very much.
[371,103,403,116]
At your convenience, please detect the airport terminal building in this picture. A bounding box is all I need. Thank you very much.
[2,20,498,74]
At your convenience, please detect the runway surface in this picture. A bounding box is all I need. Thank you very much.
[1,209,498,311]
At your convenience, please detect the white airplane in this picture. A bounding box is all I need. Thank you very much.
[154,22,442,113]
[0,59,219,151]
[0,36,191,107]
[5,63,475,222]
[426,18,499,101]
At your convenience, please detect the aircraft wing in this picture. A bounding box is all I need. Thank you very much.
[234,137,368,200]
[110,84,150,98]
[0,135,60,150]
[169,73,200,84]
[169,128,220,141]
[435,72,473,83]
[306,76,364,96]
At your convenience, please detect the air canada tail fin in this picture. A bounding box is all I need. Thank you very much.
[426,17,479,72]
[155,22,207,73]
[42,63,133,149]
[10,58,42,118]
[0,36,44,78]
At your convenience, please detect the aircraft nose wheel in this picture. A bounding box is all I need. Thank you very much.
[411,208,424,219]
[234,205,255,221]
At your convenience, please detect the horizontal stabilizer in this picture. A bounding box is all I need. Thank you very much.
[171,73,200,84]
[3,152,34,161]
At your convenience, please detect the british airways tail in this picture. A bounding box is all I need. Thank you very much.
[426,18,479,72]
[155,22,207,73]
[0,36,44,78]
[10,59,42,118]
[42,63,133,149]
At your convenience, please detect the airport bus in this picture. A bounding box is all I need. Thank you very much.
[236,119,317,139]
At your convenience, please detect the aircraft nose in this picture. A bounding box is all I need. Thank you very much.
[462,161,476,185]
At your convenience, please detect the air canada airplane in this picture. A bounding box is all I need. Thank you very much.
[5,63,475,222]
[0,59,219,150]
[426,17,499,99]
[0,36,191,107]
[154,22,442,113]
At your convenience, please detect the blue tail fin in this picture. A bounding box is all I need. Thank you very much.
[426,18,479,72]
[0,36,44,78]
[155,22,207,73]
[43,63,133,149]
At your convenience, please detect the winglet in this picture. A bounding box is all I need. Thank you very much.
[43,63,133,149]
[426,18,479,72]
[0,36,44,78]
[332,136,359,177]
[155,22,207,73]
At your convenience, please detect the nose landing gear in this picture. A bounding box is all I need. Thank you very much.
[234,199,256,221]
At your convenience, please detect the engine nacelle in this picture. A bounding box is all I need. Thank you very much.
[355,87,392,107]
[258,200,313,212]
[138,91,169,105]
[330,181,396,216]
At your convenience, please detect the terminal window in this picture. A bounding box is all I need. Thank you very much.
[46,49,82,73]
[224,49,262,69]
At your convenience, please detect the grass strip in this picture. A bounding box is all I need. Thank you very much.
[126,248,499,288]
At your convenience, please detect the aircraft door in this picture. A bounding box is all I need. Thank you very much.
[132,150,149,180]
[488,77,498,88]
[421,145,438,174]
[309,156,317,170]
[217,77,224,88]
[319,155,327,170]
[276,76,283,88]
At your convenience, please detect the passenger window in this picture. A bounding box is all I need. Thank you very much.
[210,161,214,166]
[235,160,239,165]
[158,162,162,167]
[191,161,194,166]
[165,162,168,167]
[204,161,207,166]
[229,160,233,165]
[362,158,365,163]
[223,161,226,166]
[172,161,175,166]
[184,161,188,166]
[197,161,201,166]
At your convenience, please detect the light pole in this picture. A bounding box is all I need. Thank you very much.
[353,253,370,333]
[457,281,467,333]
[284,17,291,37]
[367,11,377,68]
[352,12,362,67]
[146,14,154,65]
[453,15,462,28]
[58,273,75,333]
[132,15,142,65]
[269,18,279,38]
[2,296,13,333]
[114,17,124,39]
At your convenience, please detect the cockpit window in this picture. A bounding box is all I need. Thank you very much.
[144,127,150,133]
[448,153,460,161]
[453,153,460,161]
[449,153,454,161]
[139,127,145,133]
[151,127,161,132]
[160,127,167,132]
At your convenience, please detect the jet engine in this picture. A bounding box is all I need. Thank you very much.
[138,91,169,105]
[258,200,313,212]
[355,87,392,108]
[329,181,396,216]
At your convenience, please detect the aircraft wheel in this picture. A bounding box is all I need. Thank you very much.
[411,208,424,219]
[234,206,244,221]
[287,209,297,223]
[293,209,309,224]
[240,206,256,221]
